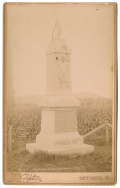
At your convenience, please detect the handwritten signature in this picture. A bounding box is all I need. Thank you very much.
[9,173,42,183]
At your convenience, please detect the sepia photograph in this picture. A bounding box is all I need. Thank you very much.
[3,2,117,185]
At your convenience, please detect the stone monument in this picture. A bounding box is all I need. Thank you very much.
[26,21,94,155]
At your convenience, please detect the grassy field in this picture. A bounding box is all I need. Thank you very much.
[6,104,112,172]
[7,131,112,172]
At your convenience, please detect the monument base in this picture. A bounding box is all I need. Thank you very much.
[26,143,94,155]
[26,98,94,155]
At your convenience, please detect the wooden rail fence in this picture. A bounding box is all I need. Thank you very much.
[83,121,112,143]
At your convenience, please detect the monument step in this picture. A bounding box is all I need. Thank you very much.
[26,143,94,155]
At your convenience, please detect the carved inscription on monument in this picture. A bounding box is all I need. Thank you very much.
[54,139,82,147]
[55,111,77,133]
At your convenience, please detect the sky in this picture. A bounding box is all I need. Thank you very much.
[5,4,114,98]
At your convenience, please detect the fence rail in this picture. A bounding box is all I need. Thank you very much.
[83,123,105,138]
[83,121,112,143]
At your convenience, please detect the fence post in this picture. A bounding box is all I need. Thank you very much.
[105,121,109,143]
[8,125,12,152]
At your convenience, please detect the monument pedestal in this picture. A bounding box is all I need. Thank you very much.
[26,96,94,155]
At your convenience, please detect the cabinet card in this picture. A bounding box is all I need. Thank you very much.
[3,2,117,185]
